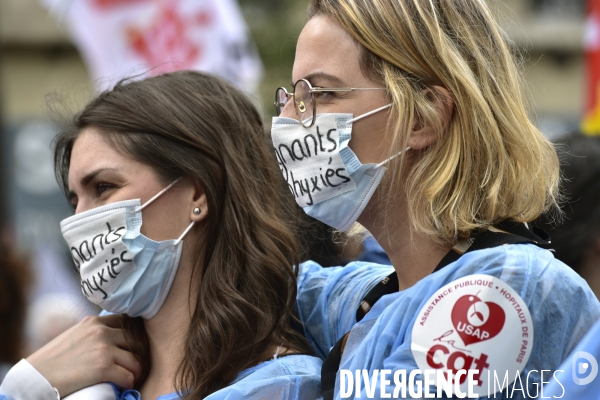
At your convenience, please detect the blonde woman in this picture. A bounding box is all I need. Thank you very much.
[271,0,600,398]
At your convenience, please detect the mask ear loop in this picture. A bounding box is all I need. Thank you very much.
[174,221,195,245]
[130,176,195,244]
[134,177,182,213]
[375,147,411,168]
[347,104,392,124]
[344,103,409,168]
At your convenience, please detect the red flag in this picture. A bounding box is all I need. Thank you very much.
[582,0,600,135]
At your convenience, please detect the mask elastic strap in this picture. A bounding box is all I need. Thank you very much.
[134,177,182,213]
[375,146,411,169]
[175,221,195,245]
[347,104,392,124]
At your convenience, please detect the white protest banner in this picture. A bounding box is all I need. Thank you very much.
[39,0,263,93]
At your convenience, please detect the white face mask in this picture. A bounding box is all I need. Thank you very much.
[60,179,194,319]
[271,105,409,231]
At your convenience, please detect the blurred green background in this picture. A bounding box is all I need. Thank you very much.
[239,0,308,115]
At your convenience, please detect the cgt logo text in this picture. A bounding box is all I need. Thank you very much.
[339,369,569,398]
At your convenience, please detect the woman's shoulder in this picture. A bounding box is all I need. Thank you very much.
[205,355,323,399]
[446,242,583,284]
[297,259,394,303]
[298,259,393,281]
[108,355,323,400]
[296,259,394,314]
[296,260,394,358]
[234,354,323,382]
[360,243,599,342]
[299,243,574,290]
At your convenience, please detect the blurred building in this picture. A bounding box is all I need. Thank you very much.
[0,0,98,351]
[1,0,91,122]
[1,0,587,131]
[498,0,586,140]
[1,0,89,246]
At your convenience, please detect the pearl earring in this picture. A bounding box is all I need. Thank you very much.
[193,207,201,215]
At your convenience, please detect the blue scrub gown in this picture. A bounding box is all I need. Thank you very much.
[543,318,600,399]
[114,355,323,399]
[296,243,600,399]
[0,353,322,400]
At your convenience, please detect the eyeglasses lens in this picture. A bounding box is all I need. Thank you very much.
[294,80,313,123]
[275,88,288,116]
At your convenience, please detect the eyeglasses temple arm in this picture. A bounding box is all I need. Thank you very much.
[309,87,385,93]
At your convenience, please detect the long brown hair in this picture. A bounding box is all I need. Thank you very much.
[53,71,311,398]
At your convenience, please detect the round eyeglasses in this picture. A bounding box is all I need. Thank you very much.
[274,79,385,128]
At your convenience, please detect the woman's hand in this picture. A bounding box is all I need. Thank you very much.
[26,314,142,397]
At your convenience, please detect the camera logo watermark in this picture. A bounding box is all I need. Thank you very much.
[572,351,598,386]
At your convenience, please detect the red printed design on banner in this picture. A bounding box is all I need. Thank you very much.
[124,1,214,75]
[92,0,147,10]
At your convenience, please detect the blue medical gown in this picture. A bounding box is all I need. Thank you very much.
[543,318,600,399]
[113,355,321,400]
[0,355,322,400]
[296,243,600,399]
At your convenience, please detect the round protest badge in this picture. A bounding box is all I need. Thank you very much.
[411,274,533,397]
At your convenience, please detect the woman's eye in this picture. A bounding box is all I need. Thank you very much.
[96,183,114,196]
[68,194,78,212]
[313,90,338,102]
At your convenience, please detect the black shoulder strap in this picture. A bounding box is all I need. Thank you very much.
[321,222,550,400]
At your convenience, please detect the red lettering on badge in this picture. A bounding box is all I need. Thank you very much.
[425,344,489,385]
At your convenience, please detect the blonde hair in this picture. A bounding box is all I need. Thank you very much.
[309,0,560,245]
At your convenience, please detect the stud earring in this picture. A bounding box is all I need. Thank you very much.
[193,207,201,215]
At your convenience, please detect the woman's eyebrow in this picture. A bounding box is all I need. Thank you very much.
[80,167,120,187]
[292,72,346,87]
[67,167,121,199]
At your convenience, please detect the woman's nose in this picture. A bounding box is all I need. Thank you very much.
[74,199,94,215]
[279,99,297,120]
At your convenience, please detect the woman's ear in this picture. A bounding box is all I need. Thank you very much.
[408,86,454,150]
[190,180,208,222]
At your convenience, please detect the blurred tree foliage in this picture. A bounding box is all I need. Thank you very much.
[238,0,309,119]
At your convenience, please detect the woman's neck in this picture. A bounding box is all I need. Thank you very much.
[140,306,189,399]
[358,190,452,291]
[139,254,197,399]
